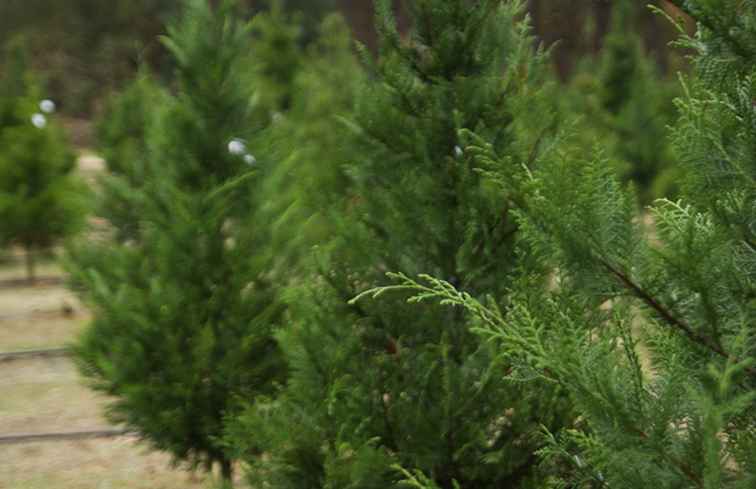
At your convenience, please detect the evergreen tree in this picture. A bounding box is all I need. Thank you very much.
[67,0,282,483]
[225,8,364,474]
[231,2,572,488]
[253,10,364,267]
[93,69,166,242]
[374,1,756,487]
[248,0,304,116]
[0,37,38,129]
[0,46,85,282]
[278,0,338,43]
[566,0,680,202]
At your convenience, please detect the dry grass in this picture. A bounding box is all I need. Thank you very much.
[0,315,89,351]
[0,357,107,434]
[0,257,220,489]
[0,260,62,283]
[0,438,210,489]
[0,286,81,321]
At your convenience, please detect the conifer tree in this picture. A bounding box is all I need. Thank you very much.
[93,69,166,242]
[374,1,756,487]
[567,0,680,202]
[252,10,363,265]
[0,43,85,282]
[600,0,680,200]
[225,9,364,475]
[248,0,303,116]
[231,2,573,488]
[67,0,282,483]
[0,37,38,129]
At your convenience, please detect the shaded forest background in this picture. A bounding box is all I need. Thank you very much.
[0,0,689,118]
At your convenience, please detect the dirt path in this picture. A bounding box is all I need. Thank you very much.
[0,258,209,488]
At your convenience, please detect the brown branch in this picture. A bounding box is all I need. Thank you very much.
[629,426,704,488]
[378,377,399,452]
[600,259,723,354]
[599,259,756,378]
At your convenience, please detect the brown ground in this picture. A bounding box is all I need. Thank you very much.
[0,439,208,489]
[0,259,211,489]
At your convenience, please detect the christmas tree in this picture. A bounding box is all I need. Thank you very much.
[67,0,283,483]
[0,37,39,129]
[566,0,680,202]
[248,0,303,116]
[377,0,756,486]
[0,41,85,282]
[253,9,364,268]
[231,1,573,488]
[93,69,166,242]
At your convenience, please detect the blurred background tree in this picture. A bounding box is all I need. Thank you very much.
[0,43,87,282]
[92,69,167,242]
[0,113,86,283]
[0,37,40,129]
[562,0,683,202]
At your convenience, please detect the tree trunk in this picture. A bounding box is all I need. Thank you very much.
[24,246,36,285]
[220,458,233,485]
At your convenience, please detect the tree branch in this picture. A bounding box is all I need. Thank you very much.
[598,258,756,378]
[630,426,704,488]
[600,259,722,354]
[663,0,755,60]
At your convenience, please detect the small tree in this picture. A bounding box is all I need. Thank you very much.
[566,0,681,202]
[68,0,283,483]
[375,1,756,487]
[0,36,39,129]
[254,9,364,266]
[225,8,364,477]
[233,2,574,488]
[248,0,303,116]
[0,49,85,282]
[93,69,166,242]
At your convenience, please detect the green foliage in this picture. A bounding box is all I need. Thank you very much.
[96,69,165,177]
[0,37,41,129]
[67,0,283,482]
[231,2,574,488]
[225,9,365,483]
[565,0,681,202]
[249,0,303,115]
[0,44,86,282]
[255,11,364,263]
[93,69,166,242]
[0,121,85,281]
[374,1,756,487]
